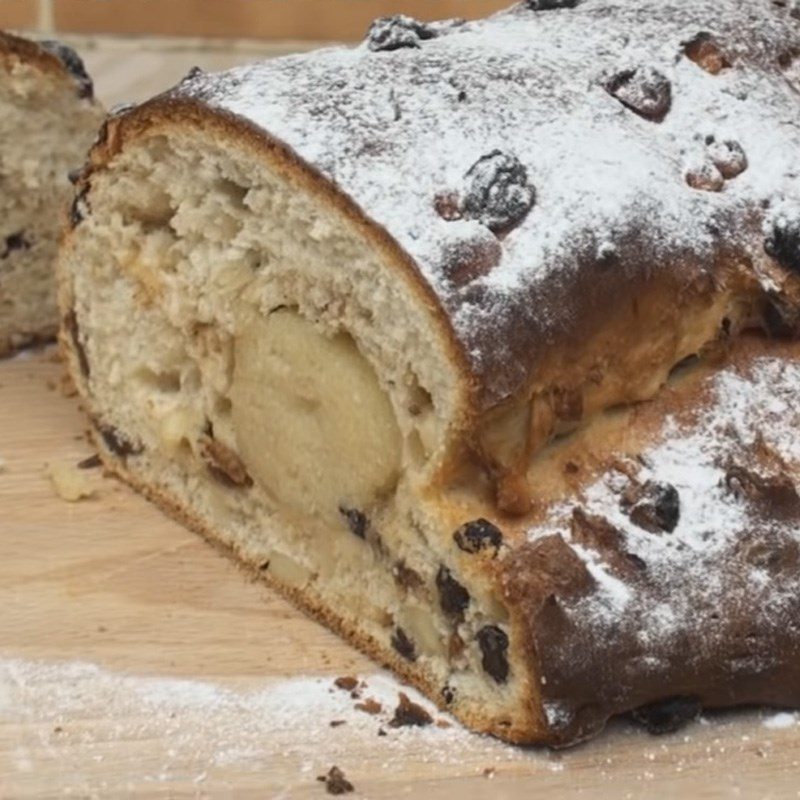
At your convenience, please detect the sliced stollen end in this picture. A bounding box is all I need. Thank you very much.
[59,0,800,746]
[0,31,104,357]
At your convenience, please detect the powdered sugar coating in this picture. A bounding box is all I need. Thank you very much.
[165,0,799,404]
[525,353,800,739]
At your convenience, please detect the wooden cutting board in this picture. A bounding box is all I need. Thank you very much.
[3,37,800,800]
[3,351,800,799]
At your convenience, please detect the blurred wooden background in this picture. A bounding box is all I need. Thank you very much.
[0,0,510,40]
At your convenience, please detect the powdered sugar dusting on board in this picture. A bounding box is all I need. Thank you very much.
[160,0,800,402]
[0,657,546,788]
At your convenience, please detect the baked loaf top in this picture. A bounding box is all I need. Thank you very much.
[166,0,800,407]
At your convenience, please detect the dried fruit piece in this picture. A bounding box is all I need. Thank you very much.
[199,435,253,488]
[605,66,672,121]
[461,151,536,234]
[317,766,354,795]
[440,235,502,286]
[476,625,510,684]
[389,692,433,727]
[392,560,423,590]
[765,209,800,274]
[339,506,368,539]
[525,0,580,8]
[40,40,94,99]
[454,518,504,555]
[630,696,700,735]
[706,137,748,179]
[621,480,680,533]
[391,626,417,661]
[98,423,142,458]
[436,565,470,615]
[442,685,455,704]
[366,15,437,52]
[354,698,382,715]
[683,33,730,74]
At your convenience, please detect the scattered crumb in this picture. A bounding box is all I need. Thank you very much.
[77,453,102,470]
[482,767,496,778]
[354,698,382,715]
[389,692,433,728]
[53,726,63,734]
[316,766,354,795]
[377,727,387,736]
[329,720,346,728]
[46,462,96,502]
[334,676,358,692]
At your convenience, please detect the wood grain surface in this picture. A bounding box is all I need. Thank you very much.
[2,38,800,800]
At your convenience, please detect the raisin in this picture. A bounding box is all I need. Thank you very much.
[605,66,672,121]
[439,234,502,286]
[40,40,93,99]
[199,436,252,488]
[461,151,536,234]
[392,560,423,590]
[64,309,89,378]
[436,565,470,615]
[705,136,747,180]
[391,626,417,661]
[441,685,455,704]
[339,506,368,539]
[98,424,142,458]
[366,15,437,52]
[453,518,503,555]
[1,232,30,259]
[334,676,359,692]
[525,0,580,8]
[630,696,700,735]
[622,480,680,533]
[683,33,730,75]
[354,698,382,715]
[389,692,433,728]
[477,625,510,684]
[765,211,800,274]
[316,766,354,795]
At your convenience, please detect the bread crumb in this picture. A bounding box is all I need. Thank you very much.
[316,766,354,795]
[46,462,96,502]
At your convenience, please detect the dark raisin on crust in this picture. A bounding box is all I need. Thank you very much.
[453,518,504,555]
[683,32,731,74]
[525,0,580,8]
[39,40,94,99]
[630,696,701,735]
[339,506,368,539]
[476,625,510,684]
[461,151,536,235]
[1,232,30,259]
[705,136,747,180]
[390,626,417,661]
[389,692,433,728]
[621,480,680,533]
[442,685,455,704]
[199,436,253,488]
[605,66,672,121]
[63,309,90,377]
[765,212,800,274]
[366,15,437,52]
[436,565,470,615]
[316,766,355,795]
[98,424,143,458]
